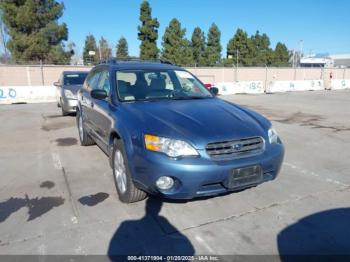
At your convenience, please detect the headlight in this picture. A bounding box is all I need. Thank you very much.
[268,127,279,144]
[64,89,75,99]
[144,134,199,158]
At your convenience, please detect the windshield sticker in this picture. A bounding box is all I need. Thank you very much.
[66,74,79,78]
[175,71,194,79]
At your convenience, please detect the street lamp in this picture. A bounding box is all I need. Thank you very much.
[88,50,96,65]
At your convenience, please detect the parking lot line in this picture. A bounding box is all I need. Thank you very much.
[284,162,349,187]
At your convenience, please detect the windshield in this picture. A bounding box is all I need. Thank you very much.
[115,69,212,102]
[64,73,88,85]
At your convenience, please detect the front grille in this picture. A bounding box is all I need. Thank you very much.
[206,137,265,159]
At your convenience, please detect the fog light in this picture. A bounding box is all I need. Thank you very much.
[156,176,174,190]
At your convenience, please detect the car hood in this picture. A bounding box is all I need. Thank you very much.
[122,98,269,149]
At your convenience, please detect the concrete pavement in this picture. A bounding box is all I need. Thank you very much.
[0,90,349,256]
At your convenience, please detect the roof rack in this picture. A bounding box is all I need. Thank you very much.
[98,58,173,65]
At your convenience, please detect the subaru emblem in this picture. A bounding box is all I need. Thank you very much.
[233,143,242,151]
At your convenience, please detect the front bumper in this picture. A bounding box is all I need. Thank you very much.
[61,97,78,112]
[131,143,285,199]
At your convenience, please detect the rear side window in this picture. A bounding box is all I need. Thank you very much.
[63,73,88,85]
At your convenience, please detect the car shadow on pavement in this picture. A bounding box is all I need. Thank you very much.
[108,197,194,259]
[160,187,251,204]
[278,208,350,260]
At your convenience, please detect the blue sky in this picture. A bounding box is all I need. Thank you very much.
[60,0,350,57]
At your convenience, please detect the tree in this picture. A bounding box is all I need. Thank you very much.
[204,23,222,66]
[182,39,195,66]
[226,28,255,66]
[116,37,129,59]
[83,34,98,65]
[138,0,159,60]
[251,31,274,66]
[99,37,112,61]
[0,0,71,64]
[273,42,290,67]
[68,41,83,65]
[191,27,206,66]
[161,18,193,66]
[67,42,75,54]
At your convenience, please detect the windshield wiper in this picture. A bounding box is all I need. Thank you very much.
[132,95,212,102]
[133,97,170,102]
[171,95,211,100]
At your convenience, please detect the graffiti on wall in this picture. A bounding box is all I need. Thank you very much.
[267,80,325,93]
[214,81,264,95]
[249,81,263,91]
[0,85,57,105]
[0,88,17,99]
[330,79,350,90]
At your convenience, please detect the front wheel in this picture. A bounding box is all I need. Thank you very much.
[77,109,95,146]
[61,107,68,116]
[112,139,147,203]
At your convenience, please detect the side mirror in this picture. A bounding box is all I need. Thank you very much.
[91,89,108,100]
[209,87,219,96]
[54,81,61,87]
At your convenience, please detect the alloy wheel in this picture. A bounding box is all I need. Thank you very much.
[114,150,127,193]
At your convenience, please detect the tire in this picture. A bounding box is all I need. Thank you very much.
[112,139,147,203]
[77,109,95,146]
[61,107,69,116]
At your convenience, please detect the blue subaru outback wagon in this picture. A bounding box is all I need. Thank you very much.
[77,59,284,203]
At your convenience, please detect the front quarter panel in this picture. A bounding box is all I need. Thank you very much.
[109,104,141,162]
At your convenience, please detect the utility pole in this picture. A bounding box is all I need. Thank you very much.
[236,49,239,82]
[299,40,304,59]
[292,49,296,68]
[98,45,102,61]
[40,60,45,85]
[88,50,96,65]
[0,11,9,63]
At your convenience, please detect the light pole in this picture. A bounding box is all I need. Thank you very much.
[0,11,9,63]
[236,50,239,82]
[299,40,304,59]
[99,45,102,61]
[228,54,234,82]
[88,50,96,65]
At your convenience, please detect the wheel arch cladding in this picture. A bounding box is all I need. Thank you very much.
[109,130,121,167]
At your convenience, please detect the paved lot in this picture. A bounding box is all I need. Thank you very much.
[1,90,350,256]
